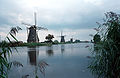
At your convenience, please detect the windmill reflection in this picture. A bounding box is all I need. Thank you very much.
[28,46,39,66]
[46,46,54,56]
[27,47,48,77]
[61,44,65,54]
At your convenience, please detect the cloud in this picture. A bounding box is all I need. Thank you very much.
[0,0,120,42]
[84,0,103,6]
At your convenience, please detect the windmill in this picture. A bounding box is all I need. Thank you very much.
[58,31,66,43]
[22,12,47,43]
[70,35,74,43]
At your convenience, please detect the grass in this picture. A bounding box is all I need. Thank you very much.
[0,26,21,78]
[0,41,83,47]
[19,42,48,46]
[88,12,120,78]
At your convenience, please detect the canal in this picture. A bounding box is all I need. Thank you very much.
[8,43,94,78]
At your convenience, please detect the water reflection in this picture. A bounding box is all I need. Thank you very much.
[70,44,73,52]
[46,46,54,56]
[28,46,39,66]
[61,44,65,54]
[27,47,48,77]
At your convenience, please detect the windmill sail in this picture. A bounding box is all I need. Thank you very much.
[37,27,48,30]
[26,27,28,38]
[22,22,32,26]
[34,12,37,26]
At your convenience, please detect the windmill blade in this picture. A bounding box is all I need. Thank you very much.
[63,35,67,37]
[61,30,63,36]
[37,27,48,30]
[17,26,22,30]
[56,36,61,37]
[26,27,29,37]
[34,12,37,26]
[22,22,33,27]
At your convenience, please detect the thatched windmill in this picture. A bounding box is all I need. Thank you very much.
[22,12,47,43]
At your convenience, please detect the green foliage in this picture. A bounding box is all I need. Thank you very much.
[93,34,101,44]
[89,12,120,78]
[35,75,38,78]
[53,40,59,44]
[20,42,47,47]
[74,39,80,43]
[0,26,21,78]
[45,34,54,42]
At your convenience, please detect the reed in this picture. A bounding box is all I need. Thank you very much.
[89,12,120,78]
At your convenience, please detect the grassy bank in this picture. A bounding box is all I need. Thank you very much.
[0,41,90,47]
[17,42,72,47]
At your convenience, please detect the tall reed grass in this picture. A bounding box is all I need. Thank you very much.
[89,12,120,78]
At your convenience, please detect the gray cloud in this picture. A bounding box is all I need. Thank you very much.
[0,0,120,41]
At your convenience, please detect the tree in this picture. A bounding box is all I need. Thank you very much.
[45,34,54,43]
[74,39,80,43]
[89,12,120,78]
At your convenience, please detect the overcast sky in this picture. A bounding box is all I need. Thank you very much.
[0,0,120,42]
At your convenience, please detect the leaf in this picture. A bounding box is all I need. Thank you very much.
[10,27,18,35]
[35,75,38,78]
[12,61,23,67]
[6,37,12,45]
[17,26,22,30]
[10,33,18,42]
[7,47,12,54]
[22,75,29,78]
[38,60,49,76]
[0,74,6,78]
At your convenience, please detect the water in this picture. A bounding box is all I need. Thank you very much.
[8,43,94,78]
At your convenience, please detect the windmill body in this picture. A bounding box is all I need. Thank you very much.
[28,47,39,66]
[59,31,66,43]
[61,36,65,43]
[27,26,39,43]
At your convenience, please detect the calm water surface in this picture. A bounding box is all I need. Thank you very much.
[8,43,94,78]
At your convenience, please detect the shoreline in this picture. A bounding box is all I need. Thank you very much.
[0,42,92,47]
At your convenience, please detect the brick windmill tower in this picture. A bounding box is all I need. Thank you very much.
[22,12,47,43]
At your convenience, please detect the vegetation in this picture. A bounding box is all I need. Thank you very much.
[45,34,54,43]
[19,42,47,47]
[89,12,120,78]
[53,40,59,44]
[0,26,21,78]
[74,39,81,43]
[93,34,101,44]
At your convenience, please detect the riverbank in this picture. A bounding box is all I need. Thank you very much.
[11,42,74,47]
[0,41,92,47]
